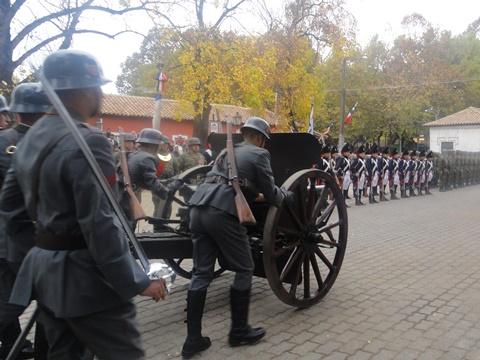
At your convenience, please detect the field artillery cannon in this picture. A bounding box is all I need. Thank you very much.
[137,133,348,308]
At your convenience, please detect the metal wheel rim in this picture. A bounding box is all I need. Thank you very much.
[263,169,348,308]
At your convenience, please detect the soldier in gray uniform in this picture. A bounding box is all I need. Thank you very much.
[0,96,9,130]
[3,50,166,359]
[181,117,288,359]
[0,83,51,359]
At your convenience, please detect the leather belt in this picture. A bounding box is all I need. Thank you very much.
[204,175,229,184]
[36,233,87,251]
[204,175,248,187]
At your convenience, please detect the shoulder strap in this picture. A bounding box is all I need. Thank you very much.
[29,128,72,220]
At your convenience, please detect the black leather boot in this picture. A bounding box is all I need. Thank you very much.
[229,287,265,347]
[182,290,211,359]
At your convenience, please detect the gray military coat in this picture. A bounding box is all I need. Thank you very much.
[3,113,149,318]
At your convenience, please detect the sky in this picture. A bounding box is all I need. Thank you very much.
[25,0,480,94]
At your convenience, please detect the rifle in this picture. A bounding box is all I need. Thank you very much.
[119,133,146,221]
[226,119,256,225]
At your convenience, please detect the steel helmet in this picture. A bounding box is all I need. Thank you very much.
[187,137,201,146]
[42,49,110,90]
[136,128,163,145]
[9,83,50,113]
[0,95,8,112]
[240,117,270,139]
[121,132,137,142]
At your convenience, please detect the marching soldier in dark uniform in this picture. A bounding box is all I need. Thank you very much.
[182,117,288,359]
[315,145,335,178]
[351,145,366,206]
[416,151,425,196]
[388,148,400,200]
[365,144,379,203]
[377,147,389,201]
[0,96,9,130]
[335,144,351,201]
[424,151,434,195]
[407,151,417,196]
[0,83,51,359]
[398,150,410,198]
[3,50,166,359]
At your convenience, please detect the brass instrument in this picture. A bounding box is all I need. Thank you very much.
[5,145,16,155]
[157,153,172,162]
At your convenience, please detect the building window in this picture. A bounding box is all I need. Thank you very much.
[441,141,454,152]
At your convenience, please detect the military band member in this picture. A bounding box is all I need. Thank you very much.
[4,50,167,359]
[329,145,340,186]
[398,150,410,198]
[388,148,400,200]
[315,145,335,177]
[425,151,434,195]
[182,117,288,358]
[407,151,417,196]
[416,151,425,196]
[175,137,206,174]
[351,145,366,206]
[366,144,379,203]
[0,83,51,359]
[377,147,389,201]
[335,144,352,201]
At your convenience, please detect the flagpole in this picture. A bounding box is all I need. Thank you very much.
[338,57,347,149]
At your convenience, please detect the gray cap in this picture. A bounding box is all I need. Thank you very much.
[240,117,270,139]
[9,83,50,113]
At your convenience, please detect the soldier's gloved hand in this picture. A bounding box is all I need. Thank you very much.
[167,178,183,192]
[281,188,295,207]
[141,279,167,302]
[163,179,183,198]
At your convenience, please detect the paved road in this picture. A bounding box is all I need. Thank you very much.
[21,186,480,359]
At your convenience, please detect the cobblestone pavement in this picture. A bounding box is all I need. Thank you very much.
[20,185,480,359]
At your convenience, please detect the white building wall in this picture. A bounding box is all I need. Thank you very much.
[429,126,480,152]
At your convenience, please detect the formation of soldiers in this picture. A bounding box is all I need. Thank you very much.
[315,143,436,206]
[436,151,480,191]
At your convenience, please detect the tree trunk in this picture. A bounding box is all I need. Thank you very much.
[192,102,211,145]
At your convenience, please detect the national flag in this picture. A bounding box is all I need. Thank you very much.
[344,102,358,125]
[307,104,314,134]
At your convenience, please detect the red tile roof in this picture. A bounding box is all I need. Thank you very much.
[101,94,278,125]
[424,107,480,127]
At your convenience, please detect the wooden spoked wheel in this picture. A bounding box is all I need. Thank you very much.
[263,169,348,308]
[163,165,225,279]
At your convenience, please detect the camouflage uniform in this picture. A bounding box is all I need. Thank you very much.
[174,137,206,174]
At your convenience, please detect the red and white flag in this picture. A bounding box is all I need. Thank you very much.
[344,102,358,125]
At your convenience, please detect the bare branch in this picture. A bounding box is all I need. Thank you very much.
[10,0,28,19]
[212,0,248,29]
[13,29,145,68]
[11,1,157,50]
